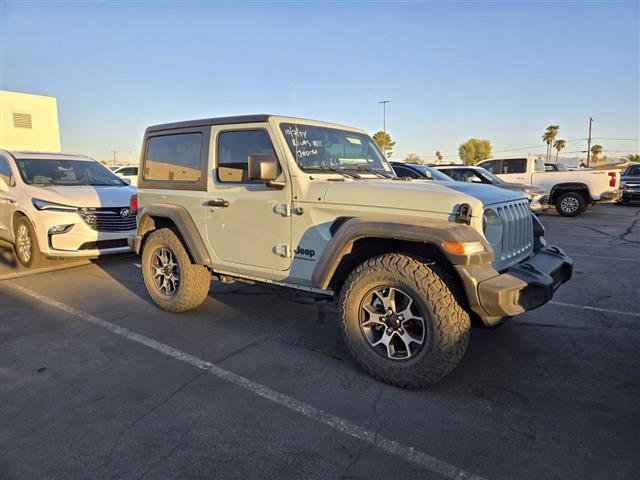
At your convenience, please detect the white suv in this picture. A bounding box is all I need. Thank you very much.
[0,150,137,267]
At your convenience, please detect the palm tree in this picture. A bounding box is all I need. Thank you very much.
[624,153,640,163]
[553,139,567,162]
[542,125,560,162]
[435,150,444,163]
[590,144,603,163]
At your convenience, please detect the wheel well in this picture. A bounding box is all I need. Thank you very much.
[138,215,197,264]
[550,184,591,204]
[327,238,459,293]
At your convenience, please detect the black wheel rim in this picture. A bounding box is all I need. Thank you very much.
[358,286,427,361]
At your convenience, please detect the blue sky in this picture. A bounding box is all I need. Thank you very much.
[2,1,638,164]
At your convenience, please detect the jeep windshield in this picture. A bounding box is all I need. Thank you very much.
[280,123,394,176]
[16,159,127,186]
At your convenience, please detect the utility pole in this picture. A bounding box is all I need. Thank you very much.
[586,117,593,167]
[378,100,390,156]
[111,151,118,165]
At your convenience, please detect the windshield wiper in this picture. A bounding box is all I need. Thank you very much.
[305,166,361,179]
[343,166,393,179]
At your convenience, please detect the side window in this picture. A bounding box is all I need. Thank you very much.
[120,167,138,176]
[502,159,526,174]
[144,133,203,182]
[0,157,14,186]
[480,160,498,174]
[217,130,277,183]
[394,165,418,178]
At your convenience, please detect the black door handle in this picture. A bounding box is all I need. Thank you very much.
[205,199,229,207]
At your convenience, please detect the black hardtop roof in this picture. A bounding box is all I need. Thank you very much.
[146,114,272,133]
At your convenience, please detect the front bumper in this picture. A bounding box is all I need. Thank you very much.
[621,188,640,202]
[456,246,573,325]
[33,209,135,258]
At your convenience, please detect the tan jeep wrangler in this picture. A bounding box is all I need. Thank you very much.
[130,115,573,388]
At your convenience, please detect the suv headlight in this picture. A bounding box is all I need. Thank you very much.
[483,209,502,246]
[620,181,627,189]
[32,198,78,212]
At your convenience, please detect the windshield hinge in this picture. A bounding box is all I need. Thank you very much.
[456,203,473,225]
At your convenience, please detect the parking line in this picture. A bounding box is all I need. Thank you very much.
[550,301,640,318]
[6,283,485,480]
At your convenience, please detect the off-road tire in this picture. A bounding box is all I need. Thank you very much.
[339,253,471,388]
[14,216,42,268]
[142,228,211,312]
[555,192,585,217]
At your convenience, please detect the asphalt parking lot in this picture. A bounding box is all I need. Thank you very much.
[1,204,639,480]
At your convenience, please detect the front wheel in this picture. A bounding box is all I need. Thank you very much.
[141,228,211,312]
[339,253,471,388]
[14,216,42,268]
[556,192,585,217]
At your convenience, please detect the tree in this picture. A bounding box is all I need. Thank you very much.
[542,125,560,162]
[624,153,640,162]
[553,139,566,162]
[404,153,423,164]
[458,139,492,165]
[372,131,395,158]
[590,144,603,163]
[435,150,444,163]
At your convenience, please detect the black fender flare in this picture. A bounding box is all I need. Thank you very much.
[311,216,493,290]
[135,204,211,266]
[549,182,591,203]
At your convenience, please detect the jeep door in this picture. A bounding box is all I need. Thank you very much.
[206,125,292,272]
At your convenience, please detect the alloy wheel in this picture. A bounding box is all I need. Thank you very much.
[151,247,180,296]
[359,286,426,360]
[16,224,32,264]
[560,196,580,214]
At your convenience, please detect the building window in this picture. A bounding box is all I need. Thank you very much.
[13,112,32,129]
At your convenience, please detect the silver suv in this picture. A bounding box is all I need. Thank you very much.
[0,151,136,267]
[131,115,573,388]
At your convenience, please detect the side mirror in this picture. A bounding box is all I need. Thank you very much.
[0,177,9,193]
[248,155,283,187]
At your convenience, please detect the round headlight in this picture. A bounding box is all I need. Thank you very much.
[482,209,502,246]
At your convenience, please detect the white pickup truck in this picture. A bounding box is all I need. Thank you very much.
[476,157,620,216]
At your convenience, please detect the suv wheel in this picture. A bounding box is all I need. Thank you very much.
[556,192,585,217]
[339,253,470,388]
[14,216,41,268]
[142,228,211,312]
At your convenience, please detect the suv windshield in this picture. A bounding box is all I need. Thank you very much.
[16,159,126,186]
[280,123,393,175]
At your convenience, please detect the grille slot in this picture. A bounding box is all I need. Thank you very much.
[79,208,137,232]
[494,200,533,270]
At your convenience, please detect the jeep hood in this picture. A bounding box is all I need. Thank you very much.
[25,185,136,208]
[320,179,523,216]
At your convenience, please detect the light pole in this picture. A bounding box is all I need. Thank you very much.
[111,150,118,165]
[586,117,593,167]
[378,100,390,156]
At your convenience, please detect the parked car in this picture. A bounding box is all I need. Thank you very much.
[476,157,620,216]
[0,151,137,268]
[113,165,139,186]
[617,163,640,204]
[131,114,572,388]
[389,162,452,181]
[433,165,549,214]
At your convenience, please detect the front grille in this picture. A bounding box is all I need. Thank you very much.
[79,207,137,232]
[493,200,534,270]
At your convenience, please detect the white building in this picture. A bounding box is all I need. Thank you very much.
[0,90,61,152]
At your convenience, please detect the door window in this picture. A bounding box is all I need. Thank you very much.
[501,159,526,174]
[393,165,420,179]
[480,160,499,174]
[217,130,277,183]
[0,157,14,186]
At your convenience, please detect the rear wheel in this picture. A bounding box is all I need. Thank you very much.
[141,228,211,312]
[556,192,585,217]
[14,216,42,268]
[339,253,471,388]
